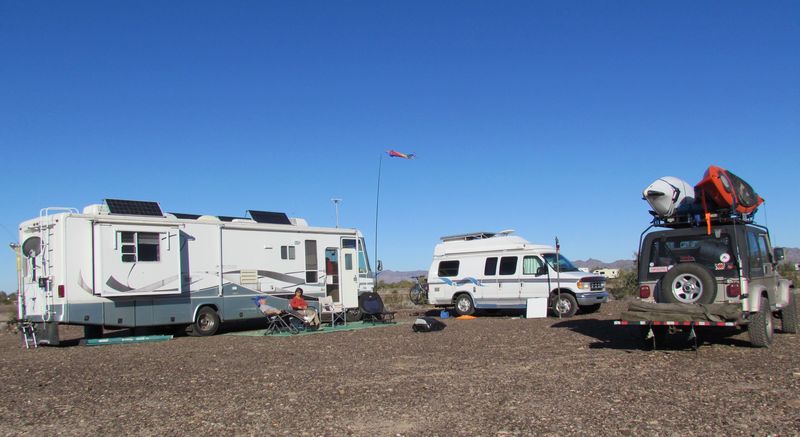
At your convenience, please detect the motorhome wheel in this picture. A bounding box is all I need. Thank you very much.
[551,293,578,317]
[190,307,220,337]
[454,294,475,316]
[748,296,774,348]
[660,263,716,305]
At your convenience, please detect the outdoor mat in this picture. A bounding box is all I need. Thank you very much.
[225,321,399,337]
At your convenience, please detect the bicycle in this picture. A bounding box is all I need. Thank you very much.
[408,275,429,305]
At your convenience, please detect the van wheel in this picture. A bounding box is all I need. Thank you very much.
[189,307,220,337]
[551,293,578,317]
[748,296,774,347]
[453,294,475,316]
[660,263,716,304]
[780,290,799,334]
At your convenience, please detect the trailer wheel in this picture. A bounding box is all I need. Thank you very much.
[189,306,220,337]
[550,293,578,317]
[780,290,799,334]
[660,263,716,305]
[748,296,774,348]
[453,294,475,316]
[83,325,103,340]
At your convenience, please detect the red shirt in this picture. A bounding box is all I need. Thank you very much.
[290,295,308,310]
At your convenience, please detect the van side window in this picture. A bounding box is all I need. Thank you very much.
[522,256,544,275]
[438,261,460,277]
[499,257,518,275]
[484,257,498,276]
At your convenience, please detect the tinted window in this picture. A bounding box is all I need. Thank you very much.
[438,261,460,277]
[499,257,518,275]
[748,231,763,275]
[484,257,498,276]
[648,233,735,278]
[305,240,318,283]
[342,239,357,249]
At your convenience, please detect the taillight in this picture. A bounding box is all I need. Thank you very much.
[58,285,65,298]
[726,283,740,298]
[639,285,651,299]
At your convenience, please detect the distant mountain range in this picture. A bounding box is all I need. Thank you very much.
[377,248,800,283]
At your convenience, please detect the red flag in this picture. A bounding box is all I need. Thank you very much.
[387,150,415,159]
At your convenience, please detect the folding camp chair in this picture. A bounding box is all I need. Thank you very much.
[358,292,396,323]
[318,296,346,327]
[254,297,305,335]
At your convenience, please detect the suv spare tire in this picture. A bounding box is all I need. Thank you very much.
[659,263,716,305]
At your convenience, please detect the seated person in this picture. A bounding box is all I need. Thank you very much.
[257,297,281,316]
[289,288,320,327]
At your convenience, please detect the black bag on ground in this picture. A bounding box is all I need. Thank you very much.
[412,317,446,333]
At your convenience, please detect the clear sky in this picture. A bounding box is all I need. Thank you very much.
[1,1,798,292]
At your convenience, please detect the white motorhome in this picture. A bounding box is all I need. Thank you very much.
[426,231,608,317]
[15,199,374,344]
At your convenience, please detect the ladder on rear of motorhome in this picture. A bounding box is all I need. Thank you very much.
[20,321,37,349]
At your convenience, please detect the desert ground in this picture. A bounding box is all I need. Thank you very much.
[0,300,798,436]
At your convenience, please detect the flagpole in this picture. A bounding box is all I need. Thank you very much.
[374,152,383,283]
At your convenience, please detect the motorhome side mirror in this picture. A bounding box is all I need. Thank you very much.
[536,266,548,276]
[376,260,383,272]
[773,248,785,262]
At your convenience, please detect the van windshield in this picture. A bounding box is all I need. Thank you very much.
[542,254,580,272]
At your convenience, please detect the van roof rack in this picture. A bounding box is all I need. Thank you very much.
[440,231,496,242]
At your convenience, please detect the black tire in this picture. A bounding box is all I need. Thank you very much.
[580,304,602,314]
[781,290,799,334]
[659,263,716,305]
[550,293,579,318]
[453,293,475,316]
[748,296,774,348]
[83,325,103,340]
[189,306,220,337]
[408,284,428,305]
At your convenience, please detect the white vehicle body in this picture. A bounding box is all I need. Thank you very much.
[426,231,608,315]
[16,200,374,342]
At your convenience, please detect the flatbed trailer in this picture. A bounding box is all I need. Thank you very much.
[614,319,739,350]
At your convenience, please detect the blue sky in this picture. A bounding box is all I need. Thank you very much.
[1,1,798,292]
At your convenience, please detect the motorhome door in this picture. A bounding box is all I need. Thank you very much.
[94,224,183,296]
[340,238,359,308]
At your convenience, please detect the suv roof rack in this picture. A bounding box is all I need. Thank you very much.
[651,210,756,229]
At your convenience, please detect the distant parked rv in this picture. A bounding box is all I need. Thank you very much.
[16,199,374,345]
[592,268,620,279]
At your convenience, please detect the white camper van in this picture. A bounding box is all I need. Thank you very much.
[426,231,608,317]
[15,199,374,344]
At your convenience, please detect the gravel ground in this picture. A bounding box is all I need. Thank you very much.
[0,300,798,436]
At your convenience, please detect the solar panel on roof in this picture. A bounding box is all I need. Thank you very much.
[170,212,201,220]
[104,199,163,217]
[248,210,292,225]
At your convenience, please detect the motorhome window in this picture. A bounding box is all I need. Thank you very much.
[542,254,580,272]
[523,256,545,275]
[137,233,160,261]
[305,240,318,283]
[484,257,498,276]
[358,238,371,273]
[345,253,353,270]
[499,257,518,275]
[280,246,296,260]
[119,231,160,262]
[342,239,357,249]
[438,261,460,277]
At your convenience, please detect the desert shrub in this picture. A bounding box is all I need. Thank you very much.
[606,269,638,300]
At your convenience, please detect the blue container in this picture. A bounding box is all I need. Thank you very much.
[440,310,450,319]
